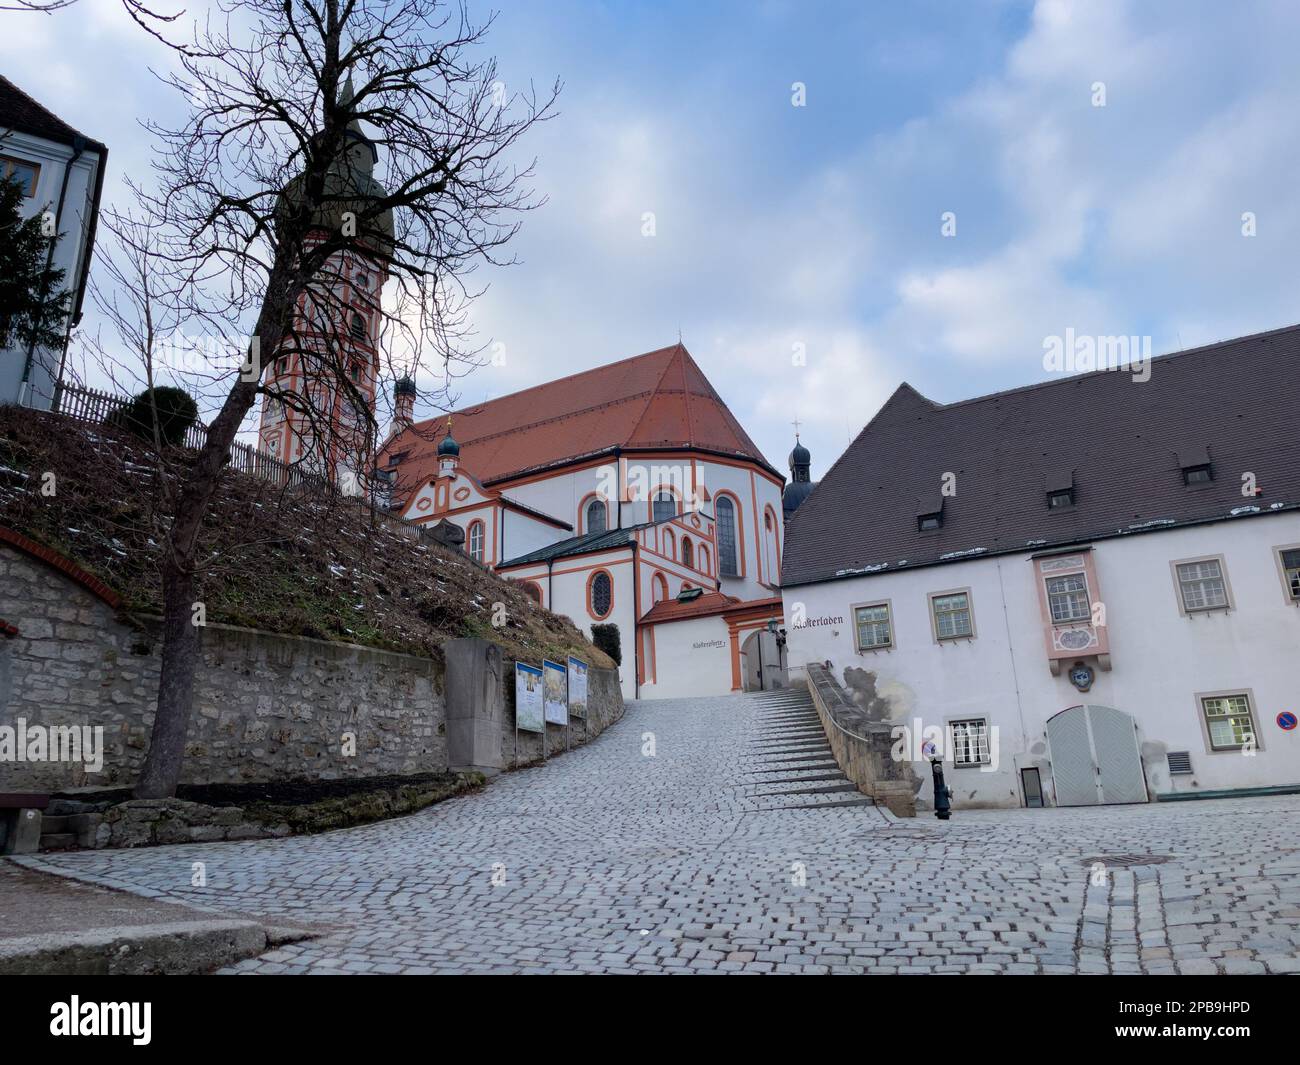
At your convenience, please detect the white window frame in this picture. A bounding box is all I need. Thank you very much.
[1044,572,1090,624]
[1195,689,1261,754]
[928,588,975,642]
[467,520,485,563]
[948,718,990,768]
[1274,544,1300,607]
[1170,554,1232,616]
[851,599,894,652]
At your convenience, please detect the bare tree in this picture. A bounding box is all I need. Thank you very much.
[81,0,556,797]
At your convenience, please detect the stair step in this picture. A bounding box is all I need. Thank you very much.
[752,746,833,758]
[746,751,836,764]
[39,814,72,833]
[754,783,860,797]
[746,772,851,786]
[39,832,78,851]
[751,737,828,748]
[742,761,841,774]
[776,798,877,810]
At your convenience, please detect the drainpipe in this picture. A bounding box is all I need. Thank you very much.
[21,136,83,408]
[632,538,641,699]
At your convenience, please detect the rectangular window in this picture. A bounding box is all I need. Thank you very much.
[1045,573,1090,623]
[1047,488,1074,508]
[1176,558,1228,612]
[1,155,40,197]
[918,513,942,531]
[1279,548,1300,602]
[854,602,892,651]
[1200,693,1256,751]
[930,591,973,640]
[1183,464,1213,485]
[950,719,990,767]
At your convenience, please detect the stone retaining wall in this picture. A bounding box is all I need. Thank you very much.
[1,538,623,796]
[805,662,918,817]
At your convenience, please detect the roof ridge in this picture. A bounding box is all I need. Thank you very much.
[625,342,689,449]
[409,344,680,433]
[0,73,106,151]
[925,320,1300,412]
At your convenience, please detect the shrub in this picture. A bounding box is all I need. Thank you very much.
[590,622,621,666]
[109,387,199,448]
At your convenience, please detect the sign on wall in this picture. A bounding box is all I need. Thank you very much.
[515,662,544,733]
[543,659,568,726]
[568,656,588,718]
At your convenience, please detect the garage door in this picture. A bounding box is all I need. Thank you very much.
[1046,704,1148,807]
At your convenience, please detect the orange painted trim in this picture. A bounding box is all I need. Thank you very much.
[764,503,782,584]
[729,627,742,691]
[662,526,676,560]
[586,567,615,621]
[0,527,122,609]
[466,519,487,564]
[485,449,784,493]
[577,492,611,534]
[749,471,763,585]
[714,489,746,580]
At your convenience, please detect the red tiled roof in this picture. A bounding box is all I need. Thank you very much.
[381,344,778,498]
[640,592,783,624]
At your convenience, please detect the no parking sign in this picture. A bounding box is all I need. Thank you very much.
[1278,711,1298,732]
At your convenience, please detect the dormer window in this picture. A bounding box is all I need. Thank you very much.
[1177,446,1212,486]
[1045,468,1075,510]
[916,492,943,532]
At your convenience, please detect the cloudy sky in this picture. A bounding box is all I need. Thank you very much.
[5,0,1300,480]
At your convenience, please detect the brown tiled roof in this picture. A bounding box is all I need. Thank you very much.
[640,592,782,624]
[0,75,107,153]
[381,344,778,497]
[782,323,1300,587]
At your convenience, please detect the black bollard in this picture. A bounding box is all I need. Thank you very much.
[930,757,953,820]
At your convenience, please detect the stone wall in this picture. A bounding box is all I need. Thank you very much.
[805,662,918,817]
[1,537,623,795]
[1,540,445,791]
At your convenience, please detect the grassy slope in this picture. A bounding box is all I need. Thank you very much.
[0,407,612,670]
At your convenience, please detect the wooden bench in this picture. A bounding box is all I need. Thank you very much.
[0,793,49,855]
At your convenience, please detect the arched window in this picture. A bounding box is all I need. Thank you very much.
[522,581,542,605]
[652,573,668,604]
[653,490,676,522]
[467,520,485,563]
[699,545,710,574]
[588,570,613,619]
[681,536,693,568]
[717,495,738,576]
[350,311,367,340]
[585,497,607,534]
[663,528,675,559]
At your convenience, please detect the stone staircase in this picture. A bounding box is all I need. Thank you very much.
[740,689,875,810]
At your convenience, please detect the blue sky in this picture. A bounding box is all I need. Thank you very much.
[5,0,1300,480]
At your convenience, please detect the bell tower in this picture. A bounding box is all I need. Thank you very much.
[258,78,395,494]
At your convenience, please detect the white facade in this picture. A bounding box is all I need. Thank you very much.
[0,127,104,409]
[783,511,1300,809]
[398,449,787,700]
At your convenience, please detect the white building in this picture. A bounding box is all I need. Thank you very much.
[0,75,106,410]
[378,344,789,699]
[781,325,1300,810]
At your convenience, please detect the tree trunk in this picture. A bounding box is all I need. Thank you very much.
[133,557,202,797]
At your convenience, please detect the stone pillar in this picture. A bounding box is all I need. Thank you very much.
[443,638,504,776]
[0,807,43,855]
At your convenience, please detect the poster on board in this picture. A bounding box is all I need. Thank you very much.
[567,657,588,718]
[515,662,544,733]
[543,659,568,726]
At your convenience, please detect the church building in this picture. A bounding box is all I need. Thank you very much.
[379,344,792,700]
[781,324,1300,811]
